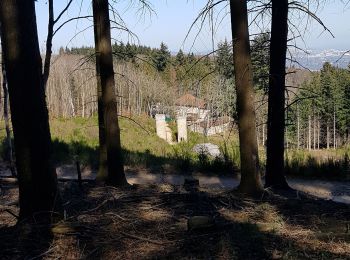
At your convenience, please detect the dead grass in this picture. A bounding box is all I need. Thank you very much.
[0,179,350,259]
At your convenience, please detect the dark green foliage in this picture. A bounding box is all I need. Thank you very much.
[66,46,95,55]
[216,39,234,79]
[112,41,152,61]
[187,52,196,64]
[215,34,270,84]
[287,62,350,148]
[251,32,270,92]
[152,42,171,72]
[320,62,336,121]
[176,49,185,66]
[125,42,137,62]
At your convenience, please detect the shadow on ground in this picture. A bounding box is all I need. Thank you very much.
[1,180,349,259]
[50,138,238,176]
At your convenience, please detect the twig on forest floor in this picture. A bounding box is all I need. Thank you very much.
[4,209,19,219]
[140,202,167,211]
[105,212,127,221]
[120,231,168,245]
[28,245,58,260]
[81,199,111,214]
[5,200,18,206]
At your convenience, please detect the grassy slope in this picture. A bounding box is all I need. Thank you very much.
[48,116,171,168]
[1,116,350,178]
[47,116,240,174]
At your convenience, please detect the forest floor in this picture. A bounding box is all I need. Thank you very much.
[41,164,350,205]
[1,177,350,259]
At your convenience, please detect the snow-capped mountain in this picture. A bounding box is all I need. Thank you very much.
[289,49,350,70]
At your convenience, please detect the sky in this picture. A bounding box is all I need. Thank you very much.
[35,0,350,54]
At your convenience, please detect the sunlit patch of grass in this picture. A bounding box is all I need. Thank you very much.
[285,149,350,179]
[3,116,350,178]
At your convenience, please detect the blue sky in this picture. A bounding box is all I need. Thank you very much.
[35,0,350,53]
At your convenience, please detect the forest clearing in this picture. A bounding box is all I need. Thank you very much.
[1,0,350,259]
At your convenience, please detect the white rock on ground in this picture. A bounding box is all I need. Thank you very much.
[193,143,221,158]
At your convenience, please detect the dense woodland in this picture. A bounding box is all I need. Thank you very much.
[0,0,350,259]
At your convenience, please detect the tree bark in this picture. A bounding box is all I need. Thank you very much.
[43,0,54,90]
[257,124,260,149]
[262,122,265,147]
[308,115,311,151]
[2,57,16,177]
[327,122,330,149]
[229,0,263,195]
[1,36,16,177]
[317,117,320,149]
[93,0,128,186]
[333,108,336,149]
[0,0,61,221]
[313,110,316,150]
[297,103,300,150]
[265,0,289,189]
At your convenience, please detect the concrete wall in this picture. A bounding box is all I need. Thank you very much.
[177,115,188,142]
[189,122,231,136]
[176,106,210,122]
[155,114,167,140]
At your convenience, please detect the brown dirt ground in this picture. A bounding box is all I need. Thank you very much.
[0,180,350,259]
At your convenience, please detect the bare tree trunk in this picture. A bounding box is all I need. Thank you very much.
[257,124,260,150]
[43,0,54,90]
[82,91,85,118]
[308,115,311,151]
[1,41,16,177]
[333,108,336,149]
[229,0,263,195]
[262,122,265,147]
[93,0,128,186]
[313,110,316,150]
[317,117,320,149]
[297,103,300,150]
[327,122,330,149]
[265,0,289,189]
[0,0,61,221]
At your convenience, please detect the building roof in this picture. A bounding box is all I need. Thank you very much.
[175,94,206,109]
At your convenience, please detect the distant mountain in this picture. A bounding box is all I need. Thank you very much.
[290,49,350,71]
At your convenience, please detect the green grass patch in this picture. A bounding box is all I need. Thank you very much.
[3,116,349,179]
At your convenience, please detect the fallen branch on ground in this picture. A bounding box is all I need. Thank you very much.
[120,231,168,245]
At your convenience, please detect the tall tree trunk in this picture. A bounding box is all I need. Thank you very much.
[297,103,300,150]
[0,0,61,221]
[262,122,265,147]
[333,108,336,149]
[93,0,128,186]
[43,0,54,90]
[308,115,311,151]
[317,117,320,149]
[229,0,263,195]
[327,122,330,149]
[257,124,260,150]
[313,110,316,150]
[1,49,16,177]
[265,0,289,189]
